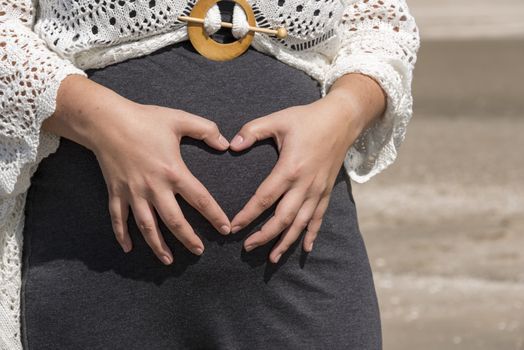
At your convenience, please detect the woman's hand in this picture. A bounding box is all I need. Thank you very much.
[44,75,232,265]
[228,73,387,263]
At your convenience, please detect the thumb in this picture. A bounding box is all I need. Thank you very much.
[230,116,277,152]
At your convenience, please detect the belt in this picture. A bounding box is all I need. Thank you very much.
[178,0,287,61]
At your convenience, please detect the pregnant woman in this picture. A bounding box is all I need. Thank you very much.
[0,0,420,349]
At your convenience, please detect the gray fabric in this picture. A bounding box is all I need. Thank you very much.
[20,6,381,348]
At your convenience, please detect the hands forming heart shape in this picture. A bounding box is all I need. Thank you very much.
[84,73,386,266]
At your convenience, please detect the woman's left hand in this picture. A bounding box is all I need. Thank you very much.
[229,73,386,263]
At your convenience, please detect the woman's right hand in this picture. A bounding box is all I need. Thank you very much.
[43,75,231,265]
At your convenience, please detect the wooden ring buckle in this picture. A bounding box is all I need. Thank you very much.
[178,0,287,61]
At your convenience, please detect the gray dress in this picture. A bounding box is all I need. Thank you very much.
[20,3,381,349]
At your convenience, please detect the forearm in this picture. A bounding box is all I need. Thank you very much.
[42,74,133,152]
[321,73,387,137]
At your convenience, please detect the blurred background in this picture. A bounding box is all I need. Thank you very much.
[352,0,524,349]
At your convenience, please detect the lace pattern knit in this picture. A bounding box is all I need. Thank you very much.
[0,0,420,348]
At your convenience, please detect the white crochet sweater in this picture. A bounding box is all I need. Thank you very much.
[0,0,419,347]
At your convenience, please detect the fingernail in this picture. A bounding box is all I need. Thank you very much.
[192,247,204,256]
[231,226,241,234]
[220,225,231,235]
[307,242,314,252]
[274,252,282,263]
[245,244,255,252]
[121,241,131,253]
[161,254,173,265]
[230,135,243,147]
[218,134,229,148]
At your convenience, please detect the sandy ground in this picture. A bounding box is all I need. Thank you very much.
[352,39,524,349]
[407,0,524,39]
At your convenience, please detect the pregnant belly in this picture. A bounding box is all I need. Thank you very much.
[85,40,323,228]
[25,41,324,268]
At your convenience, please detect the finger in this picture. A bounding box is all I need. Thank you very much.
[129,196,174,265]
[229,115,279,152]
[108,195,132,253]
[175,168,231,235]
[177,112,229,151]
[244,188,305,252]
[150,189,205,256]
[303,194,331,252]
[269,198,318,263]
[230,162,290,233]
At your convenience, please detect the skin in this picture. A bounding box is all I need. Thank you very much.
[43,72,386,265]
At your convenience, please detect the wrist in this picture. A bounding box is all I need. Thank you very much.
[323,73,387,133]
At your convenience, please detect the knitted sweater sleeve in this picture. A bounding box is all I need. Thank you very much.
[0,0,87,198]
[320,0,420,183]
